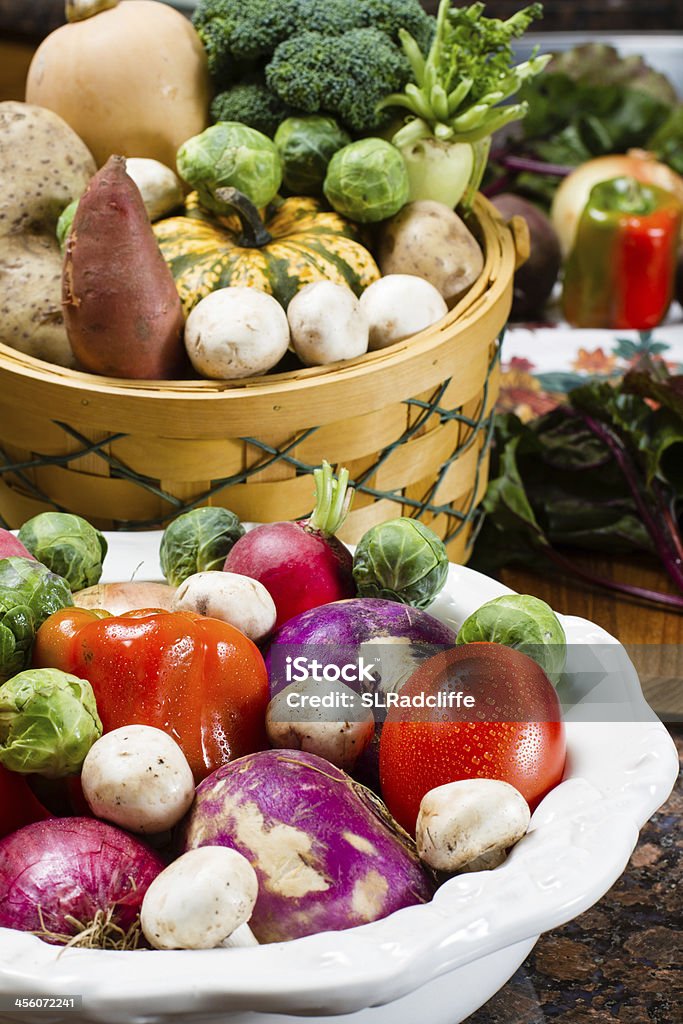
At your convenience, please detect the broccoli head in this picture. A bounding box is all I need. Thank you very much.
[210,79,298,137]
[193,0,299,80]
[292,0,432,49]
[266,28,411,133]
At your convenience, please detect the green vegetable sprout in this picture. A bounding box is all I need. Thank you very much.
[456,594,566,684]
[160,506,245,588]
[0,668,102,778]
[18,512,107,592]
[353,517,449,609]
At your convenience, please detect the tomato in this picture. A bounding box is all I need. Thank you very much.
[379,643,566,834]
[34,608,269,781]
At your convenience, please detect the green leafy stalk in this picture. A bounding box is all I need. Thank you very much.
[378,0,548,209]
[308,461,354,536]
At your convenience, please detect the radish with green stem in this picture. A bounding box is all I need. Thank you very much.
[223,461,355,628]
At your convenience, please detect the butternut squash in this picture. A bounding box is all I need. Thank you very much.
[25,0,211,171]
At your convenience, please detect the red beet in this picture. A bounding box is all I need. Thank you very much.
[224,462,355,628]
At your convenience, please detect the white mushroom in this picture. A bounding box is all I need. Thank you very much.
[141,847,259,950]
[359,274,448,350]
[173,571,276,642]
[81,725,195,834]
[184,287,290,380]
[416,778,531,873]
[266,678,375,772]
[287,281,369,366]
[125,158,184,221]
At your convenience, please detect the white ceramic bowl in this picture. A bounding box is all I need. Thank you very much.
[0,532,677,1024]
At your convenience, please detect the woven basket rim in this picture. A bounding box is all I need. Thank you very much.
[0,195,515,436]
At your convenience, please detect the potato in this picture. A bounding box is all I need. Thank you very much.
[0,233,76,367]
[377,200,484,307]
[0,102,95,366]
[0,101,96,236]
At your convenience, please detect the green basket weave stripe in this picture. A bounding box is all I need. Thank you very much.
[0,332,503,538]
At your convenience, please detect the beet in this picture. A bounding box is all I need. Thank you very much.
[492,193,561,319]
[224,462,355,628]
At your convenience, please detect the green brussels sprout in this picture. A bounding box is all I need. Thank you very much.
[456,594,567,685]
[18,512,107,592]
[0,668,102,778]
[0,557,73,683]
[323,138,409,223]
[275,115,351,196]
[160,507,245,587]
[57,199,79,251]
[352,517,448,609]
[176,122,283,212]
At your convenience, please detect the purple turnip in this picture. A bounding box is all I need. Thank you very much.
[181,748,435,943]
[265,597,457,789]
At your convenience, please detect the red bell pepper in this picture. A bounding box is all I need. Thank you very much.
[0,764,51,840]
[562,176,682,330]
[33,608,269,781]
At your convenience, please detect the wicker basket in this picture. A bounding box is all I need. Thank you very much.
[0,196,525,562]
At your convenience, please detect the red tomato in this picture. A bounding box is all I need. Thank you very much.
[379,643,566,834]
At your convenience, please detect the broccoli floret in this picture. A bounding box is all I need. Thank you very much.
[210,78,298,137]
[193,0,299,81]
[293,0,433,51]
[355,0,434,52]
[266,28,410,133]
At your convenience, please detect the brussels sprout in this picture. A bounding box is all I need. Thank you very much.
[160,507,245,588]
[352,517,448,609]
[57,199,79,251]
[176,122,283,212]
[18,512,107,592]
[275,116,351,196]
[0,668,102,778]
[456,594,566,685]
[323,138,409,223]
[0,557,73,682]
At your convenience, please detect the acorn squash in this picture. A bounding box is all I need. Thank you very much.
[153,189,381,313]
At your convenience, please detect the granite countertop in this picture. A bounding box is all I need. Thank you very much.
[467,725,682,1024]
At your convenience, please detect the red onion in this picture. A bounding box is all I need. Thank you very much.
[0,818,164,948]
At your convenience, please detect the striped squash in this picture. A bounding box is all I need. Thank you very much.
[154,191,381,314]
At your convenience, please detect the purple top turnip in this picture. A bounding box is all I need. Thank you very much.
[181,748,435,943]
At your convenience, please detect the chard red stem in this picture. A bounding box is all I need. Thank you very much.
[541,544,683,610]
[496,154,575,178]
[556,406,683,597]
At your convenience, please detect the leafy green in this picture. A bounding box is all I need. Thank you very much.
[0,668,102,778]
[474,365,683,609]
[489,43,682,207]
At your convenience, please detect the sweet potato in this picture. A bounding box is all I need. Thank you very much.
[62,155,186,379]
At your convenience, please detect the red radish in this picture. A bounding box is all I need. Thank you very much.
[0,817,164,947]
[224,461,355,628]
[0,529,35,561]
